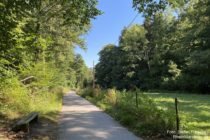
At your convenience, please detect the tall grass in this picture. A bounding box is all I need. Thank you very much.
[79,88,210,139]
[0,76,63,121]
[146,92,210,139]
[78,88,176,138]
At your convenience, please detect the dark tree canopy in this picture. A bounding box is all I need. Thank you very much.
[95,0,210,93]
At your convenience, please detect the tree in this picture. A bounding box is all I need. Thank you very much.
[72,54,88,88]
[95,44,120,88]
[0,0,101,103]
[133,0,189,16]
[118,25,149,89]
[95,25,149,90]
[96,0,210,93]
[0,0,101,87]
[175,0,210,92]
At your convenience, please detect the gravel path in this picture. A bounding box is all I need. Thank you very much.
[59,91,143,140]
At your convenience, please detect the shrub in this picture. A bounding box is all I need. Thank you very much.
[93,85,101,97]
[0,62,64,121]
[78,87,94,97]
[1,77,31,118]
[105,89,117,105]
[119,114,135,126]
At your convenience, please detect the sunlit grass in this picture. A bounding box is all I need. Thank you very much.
[0,85,63,122]
[146,92,210,137]
[78,88,177,139]
[78,88,210,139]
[30,90,63,122]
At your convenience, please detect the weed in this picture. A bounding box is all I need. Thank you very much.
[78,88,177,138]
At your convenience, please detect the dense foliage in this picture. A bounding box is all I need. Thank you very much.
[95,0,210,93]
[0,0,100,117]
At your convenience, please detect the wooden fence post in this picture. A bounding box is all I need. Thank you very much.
[135,91,138,108]
[175,98,180,134]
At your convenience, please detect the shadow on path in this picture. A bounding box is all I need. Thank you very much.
[59,92,142,140]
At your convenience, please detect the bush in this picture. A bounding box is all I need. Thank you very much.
[0,76,63,120]
[78,87,94,97]
[1,77,31,118]
[105,89,117,105]
[93,85,101,97]
[0,62,64,121]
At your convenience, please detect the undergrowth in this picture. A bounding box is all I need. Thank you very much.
[78,87,176,139]
[0,77,63,122]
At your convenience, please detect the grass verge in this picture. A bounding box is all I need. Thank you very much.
[78,88,210,140]
[78,88,176,140]
[0,78,65,139]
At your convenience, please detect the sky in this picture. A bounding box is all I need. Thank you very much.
[75,0,144,67]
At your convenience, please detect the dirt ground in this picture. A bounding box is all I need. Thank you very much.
[0,118,58,140]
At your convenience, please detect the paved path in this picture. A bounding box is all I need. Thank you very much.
[59,91,142,140]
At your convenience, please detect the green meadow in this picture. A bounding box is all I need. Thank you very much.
[146,92,210,135]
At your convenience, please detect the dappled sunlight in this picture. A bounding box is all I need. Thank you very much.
[196,105,210,110]
[1,0,210,139]
[59,93,140,140]
[68,127,110,139]
[146,92,210,133]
